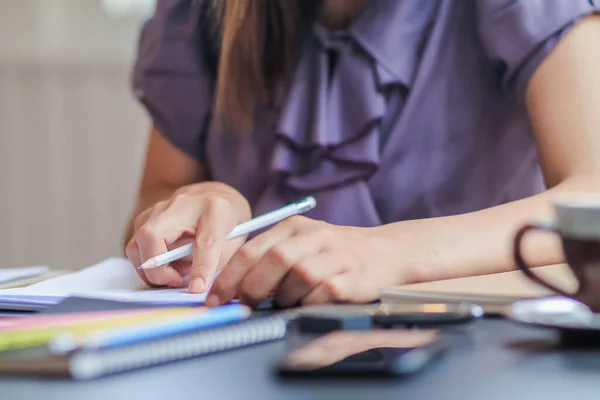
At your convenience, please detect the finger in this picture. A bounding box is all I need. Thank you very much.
[141,249,192,288]
[139,195,205,286]
[167,236,195,263]
[143,194,205,247]
[127,230,186,289]
[236,232,328,308]
[273,251,348,308]
[136,226,183,288]
[170,260,191,277]
[206,221,298,307]
[189,197,235,293]
[133,237,192,285]
[301,273,355,305]
[127,203,168,286]
[125,238,152,287]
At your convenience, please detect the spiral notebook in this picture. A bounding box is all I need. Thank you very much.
[0,316,287,379]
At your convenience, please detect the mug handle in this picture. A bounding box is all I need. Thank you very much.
[513,222,573,297]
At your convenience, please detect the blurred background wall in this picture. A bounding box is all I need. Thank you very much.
[0,0,156,269]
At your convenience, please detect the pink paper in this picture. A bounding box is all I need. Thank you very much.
[0,308,165,332]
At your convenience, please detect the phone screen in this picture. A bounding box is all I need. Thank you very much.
[278,329,444,376]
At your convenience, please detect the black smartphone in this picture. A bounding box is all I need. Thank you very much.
[277,329,446,377]
[373,302,483,326]
[289,302,483,329]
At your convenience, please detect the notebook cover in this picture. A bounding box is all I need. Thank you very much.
[0,347,70,377]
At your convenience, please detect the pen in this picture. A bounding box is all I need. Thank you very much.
[138,196,317,270]
[49,304,251,354]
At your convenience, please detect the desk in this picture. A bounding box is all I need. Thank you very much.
[0,319,598,400]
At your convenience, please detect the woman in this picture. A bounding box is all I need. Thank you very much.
[125,0,600,308]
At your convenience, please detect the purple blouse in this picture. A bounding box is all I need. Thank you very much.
[132,0,599,227]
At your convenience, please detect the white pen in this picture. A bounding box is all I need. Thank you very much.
[137,196,317,270]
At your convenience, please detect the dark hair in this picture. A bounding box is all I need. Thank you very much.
[208,0,321,132]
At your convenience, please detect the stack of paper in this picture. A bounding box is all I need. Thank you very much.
[0,266,50,287]
[0,258,211,310]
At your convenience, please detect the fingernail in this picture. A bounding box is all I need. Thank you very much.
[190,278,205,293]
[206,294,220,307]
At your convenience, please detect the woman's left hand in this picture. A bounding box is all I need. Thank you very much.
[205,216,400,308]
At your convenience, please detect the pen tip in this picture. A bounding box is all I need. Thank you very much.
[138,259,158,270]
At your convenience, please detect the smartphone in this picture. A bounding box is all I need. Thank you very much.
[373,302,483,326]
[277,329,446,377]
[289,302,483,328]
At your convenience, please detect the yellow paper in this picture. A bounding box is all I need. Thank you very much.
[0,307,205,351]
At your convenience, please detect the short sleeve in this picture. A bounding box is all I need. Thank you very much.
[475,0,600,103]
[131,0,216,162]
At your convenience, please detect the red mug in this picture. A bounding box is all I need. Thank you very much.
[514,194,600,312]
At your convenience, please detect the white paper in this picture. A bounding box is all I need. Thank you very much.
[0,266,49,284]
[0,257,210,305]
[82,287,209,304]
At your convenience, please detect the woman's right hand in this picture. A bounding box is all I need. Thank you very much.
[125,182,251,293]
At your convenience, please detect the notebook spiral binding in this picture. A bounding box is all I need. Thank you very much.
[69,316,288,380]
